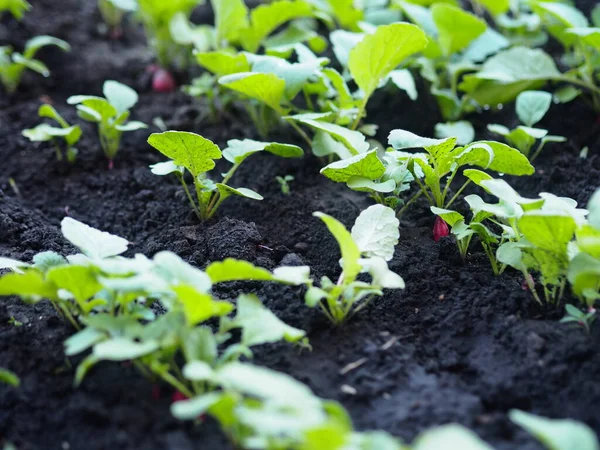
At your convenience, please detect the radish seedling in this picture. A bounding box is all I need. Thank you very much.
[0,368,19,387]
[0,35,70,93]
[22,104,82,163]
[148,131,303,221]
[306,205,403,326]
[0,0,30,19]
[68,80,147,166]
[489,90,566,161]
[276,175,294,195]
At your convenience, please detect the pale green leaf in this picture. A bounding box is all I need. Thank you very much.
[219,72,286,113]
[61,217,129,259]
[195,51,250,76]
[222,139,303,164]
[174,285,233,326]
[414,424,493,450]
[64,327,105,356]
[348,23,428,99]
[434,121,474,146]
[147,131,222,177]
[320,150,385,182]
[430,207,464,227]
[0,368,20,387]
[171,392,223,420]
[351,205,399,261]
[206,258,274,283]
[432,4,486,56]
[103,80,138,114]
[516,90,552,127]
[93,337,159,361]
[46,265,102,305]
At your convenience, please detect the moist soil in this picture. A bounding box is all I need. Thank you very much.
[1,1,600,449]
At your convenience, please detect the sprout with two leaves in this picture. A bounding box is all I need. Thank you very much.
[22,104,82,163]
[0,35,70,93]
[488,90,566,161]
[306,205,404,326]
[68,80,147,167]
[148,131,304,221]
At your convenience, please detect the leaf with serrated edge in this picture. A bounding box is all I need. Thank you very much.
[351,205,399,261]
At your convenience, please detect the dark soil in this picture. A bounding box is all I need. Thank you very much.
[1,1,600,449]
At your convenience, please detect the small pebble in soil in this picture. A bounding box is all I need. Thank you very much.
[341,384,357,395]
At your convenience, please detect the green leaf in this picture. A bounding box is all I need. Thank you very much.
[23,35,70,59]
[589,190,600,229]
[475,0,509,16]
[431,4,486,56]
[0,257,30,273]
[516,90,552,127]
[509,410,599,450]
[360,257,404,289]
[171,392,223,420]
[518,213,576,252]
[219,72,286,113]
[103,80,138,114]
[284,114,369,155]
[215,184,263,203]
[173,285,234,326]
[206,258,274,283]
[93,337,159,361]
[532,2,589,46]
[195,51,250,76]
[347,177,396,193]
[241,0,314,53]
[320,151,385,183]
[222,139,303,164]
[232,294,306,346]
[351,205,399,261]
[46,265,102,306]
[434,121,474,146]
[64,327,105,356]
[388,129,449,150]
[463,168,493,186]
[211,0,249,46]
[0,270,57,302]
[460,47,561,106]
[460,141,535,176]
[348,23,428,99]
[389,69,418,101]
[216,362,316,403]
[566,28,600,51]
[22,124,76,142]
[0,368,20,387]
[313,212,362,282]
[568,253,600,299]
[61,217,129,259]
[413,424,493,450]
[430,207,464,227]
[153,251,212,293]
[147,131,222,178]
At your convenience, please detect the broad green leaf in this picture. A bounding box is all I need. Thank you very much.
[347,177,396,193]
[430,207,464,227]
[206,258,274,283]
[330,29,364,68]
[360,257,405,289]
[46,265,102,306]
[389,69,418,101]
[68,97,117,122]
[320,150,385,182]
[147,131,222,177]
[284,115,369,154]
[460,141,534,176]
[272,265,311,285]
[39,104,68,127]
[153,251,212,293]
[431,4,486,56]
[150,161,183,176]
[93,337,159,361]
[312,130,354,160]
[518,213,576,252]
[413,424,493,450]
[219,72,286,113]
[313,212,362,282]
[388,129,449,150]
[64,327,105,356]
[33,251,67,271]
[568,253,600,299]
[241,0,314,53]
[475,0,509,16]
[222,139,303,164]
[173,285,233,326]
[216,362,316,403]
[0,257,30,273]
[434,121,474,146]
[103,80,138,114]
[533,2,588,46]
[462,28,510,63]
[171,393,223,420]
[566,27,600,51]
[22,124,79,142]
[479,179,543,209]
[460,47,561,106]
[463,168,492,186]
[195,51,250,76]
[516,90,552,127]
[61,217,129,259]
[575,225,600,257]
[211,0,249,46]
[232,294,306,346]
[348,23,428,99]
[497,242,526,271]
[510,410,599,450]
[0,270,56,302]
[215,184,263,203]
[0,368,20,387]
[182,360,214,381]
[351,205,399,261]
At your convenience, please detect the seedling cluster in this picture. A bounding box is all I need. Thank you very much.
[2,0,600,449]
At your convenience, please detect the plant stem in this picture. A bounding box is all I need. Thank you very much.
[445,180,471,209]
[288,121,312,148]
[396,190,423,218]
[177,174,202,220]
[350,96,369,131]
[530,140,547,162]
[413,176,434,205]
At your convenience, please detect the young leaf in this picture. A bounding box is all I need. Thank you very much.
[210,0,249,46]
[313,212,361,281]
[0,368,20,387]
[93,338,159,361]
[516,91,553,127]
[348,23,428,100]
[103,80,139,114]
[222,139,303,164]
[46,265,102,306]
[320,151,385,183]
[231,294,306,346]
[434,121,475,146]
[171,392,223,420]
[413,424,493,450]
[147,131,222,177]
[0,271,57,302]
[218,72,286,113]
[351,205,399,261]
[61,217,129,259]
[509,410,599,450]
[195,51,250,76]
[173,285,234,326]
[205,258,274,283]
[431,4,486,56]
